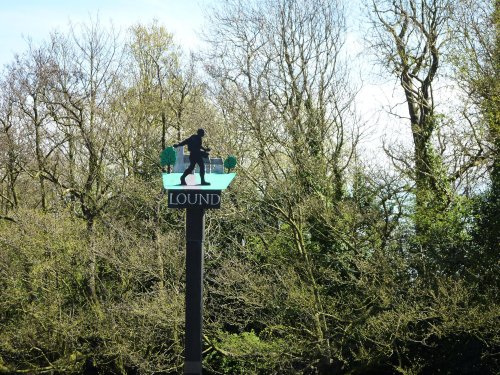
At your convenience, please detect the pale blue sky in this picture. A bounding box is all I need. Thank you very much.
[0,0,401,156]
[0,0,209,67]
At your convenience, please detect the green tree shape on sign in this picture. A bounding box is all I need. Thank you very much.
[160,146,177,173]
[224,155,237,173]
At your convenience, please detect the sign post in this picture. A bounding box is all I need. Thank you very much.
[184,207,204,374]
[163,172,235,374]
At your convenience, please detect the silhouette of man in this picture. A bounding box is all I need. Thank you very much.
[174,128,211,185]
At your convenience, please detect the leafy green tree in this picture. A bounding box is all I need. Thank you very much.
[203,0,363,370]
[129,21,179,151]
[0,10,499,375]
[223,155,236,173]
[451,0,500,279]
[160,146,176,173]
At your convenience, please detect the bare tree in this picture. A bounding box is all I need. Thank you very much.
[367,0,456,235]
[7,43,62,211]
[205,0,359,196]
[0,77,22,212]
[203,0,361,370]
[42,19,124,301]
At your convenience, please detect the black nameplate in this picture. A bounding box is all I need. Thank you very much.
[168,190,221,209]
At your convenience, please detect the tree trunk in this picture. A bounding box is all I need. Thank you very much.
[86,215,98,302]
[33,97,47,211]
[161,111,167,151]
[155,194,165,290]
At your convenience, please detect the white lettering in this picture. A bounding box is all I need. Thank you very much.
[169,191,221,207]
[211,194,221,206]
[176,193,187,205]
[169,192,177,205]
[188,193,198,205]
[199,194,210,205]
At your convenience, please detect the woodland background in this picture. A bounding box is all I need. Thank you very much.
[0,0,498,374]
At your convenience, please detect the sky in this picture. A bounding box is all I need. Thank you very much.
[0,0,404,159]
[0,0,210,67]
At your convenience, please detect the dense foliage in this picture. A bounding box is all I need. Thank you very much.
[0,1,498,374]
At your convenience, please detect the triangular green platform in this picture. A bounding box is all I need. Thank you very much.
[162,173,236,191]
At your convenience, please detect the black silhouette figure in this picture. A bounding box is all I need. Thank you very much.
[174,128,211,185]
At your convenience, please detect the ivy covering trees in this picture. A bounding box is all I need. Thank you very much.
[0,1,498,374]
